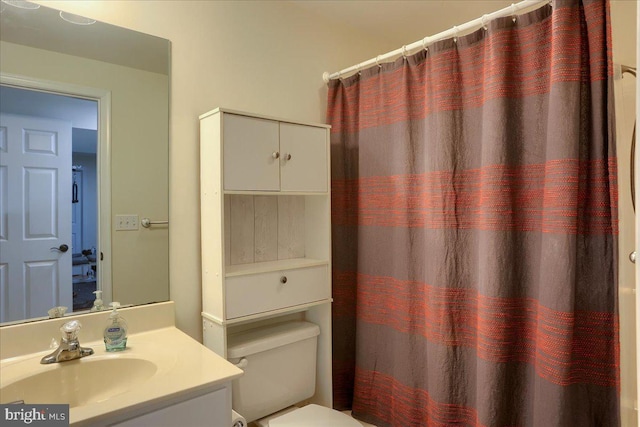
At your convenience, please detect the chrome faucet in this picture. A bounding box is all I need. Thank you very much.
[41,320,94,364]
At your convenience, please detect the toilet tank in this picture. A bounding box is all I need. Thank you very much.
[227,321,320,422]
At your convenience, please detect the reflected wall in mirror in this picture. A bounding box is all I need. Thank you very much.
[0,1,170,324]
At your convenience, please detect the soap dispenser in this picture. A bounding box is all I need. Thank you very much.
[103,302,128,351]
[91,290,105,312]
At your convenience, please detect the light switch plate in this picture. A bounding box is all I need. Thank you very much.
[115,214,139,230]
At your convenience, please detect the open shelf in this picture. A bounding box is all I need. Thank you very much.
[202,299,332,326]
[225,258,328,277]
[223,190,329,196]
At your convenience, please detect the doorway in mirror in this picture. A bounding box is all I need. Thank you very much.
[0,85,99,321]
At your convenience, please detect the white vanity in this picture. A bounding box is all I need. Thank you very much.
[0,302,243,426]
[199,108,333,406]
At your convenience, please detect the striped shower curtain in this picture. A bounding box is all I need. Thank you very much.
[327,1,619,426]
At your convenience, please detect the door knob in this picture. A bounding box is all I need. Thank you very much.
[51,244,69,253]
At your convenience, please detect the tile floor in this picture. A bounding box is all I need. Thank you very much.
[247,409,378,426]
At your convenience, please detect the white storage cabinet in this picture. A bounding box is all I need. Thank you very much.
[199,108,333,407]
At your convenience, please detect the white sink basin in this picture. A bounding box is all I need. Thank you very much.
[0,325,242,426]
[1,357,157,408]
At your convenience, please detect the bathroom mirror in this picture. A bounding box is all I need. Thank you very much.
[0,1,170,324]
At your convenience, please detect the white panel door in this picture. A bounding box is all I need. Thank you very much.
[0,114,72,323]
[223,114,280,191]
[279,123,328,192]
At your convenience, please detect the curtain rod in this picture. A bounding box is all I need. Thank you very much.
[323,0,551,83]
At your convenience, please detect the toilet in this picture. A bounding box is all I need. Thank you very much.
[227,320,360,426]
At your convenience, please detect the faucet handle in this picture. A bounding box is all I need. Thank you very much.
[60,320,82,342]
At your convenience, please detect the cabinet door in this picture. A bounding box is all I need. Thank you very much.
[112,387,230,427]
[279,123,328,192]
[223,114,280,191]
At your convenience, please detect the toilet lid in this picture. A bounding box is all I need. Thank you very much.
[269,404,361,427]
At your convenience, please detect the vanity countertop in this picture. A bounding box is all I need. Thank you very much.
[1,313,243,426]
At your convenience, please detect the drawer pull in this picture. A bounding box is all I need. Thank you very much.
[280,276,288,284]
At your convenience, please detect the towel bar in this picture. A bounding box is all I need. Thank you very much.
[141,218,169,228]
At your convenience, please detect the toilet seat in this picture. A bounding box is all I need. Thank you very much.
[269,404,361,427]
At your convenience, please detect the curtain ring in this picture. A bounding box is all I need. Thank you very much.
[376,55,382,68]
[422,37,430,53]
[453,25,459,44]
[402,45,408,60]
[356,63,362,76]
[481,14,488,31]
[511,3,517,23]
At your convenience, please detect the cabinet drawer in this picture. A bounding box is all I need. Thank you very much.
[225,265,329,319]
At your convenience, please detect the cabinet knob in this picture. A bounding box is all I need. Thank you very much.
[280,276,287,284]
[272,151,280,159]
[285,153,292,161]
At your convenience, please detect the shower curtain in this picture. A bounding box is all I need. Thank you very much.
[327,1,619,426]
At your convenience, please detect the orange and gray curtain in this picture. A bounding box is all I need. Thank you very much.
[327,0,619,425]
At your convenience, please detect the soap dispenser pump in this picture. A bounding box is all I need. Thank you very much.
[91,290,105,312]
[103,302,128,351]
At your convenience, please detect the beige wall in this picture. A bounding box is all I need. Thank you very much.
[0,41,170,308]
[38,0,395,340]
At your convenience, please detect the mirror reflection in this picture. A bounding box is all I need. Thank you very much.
[0,1,170,324]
